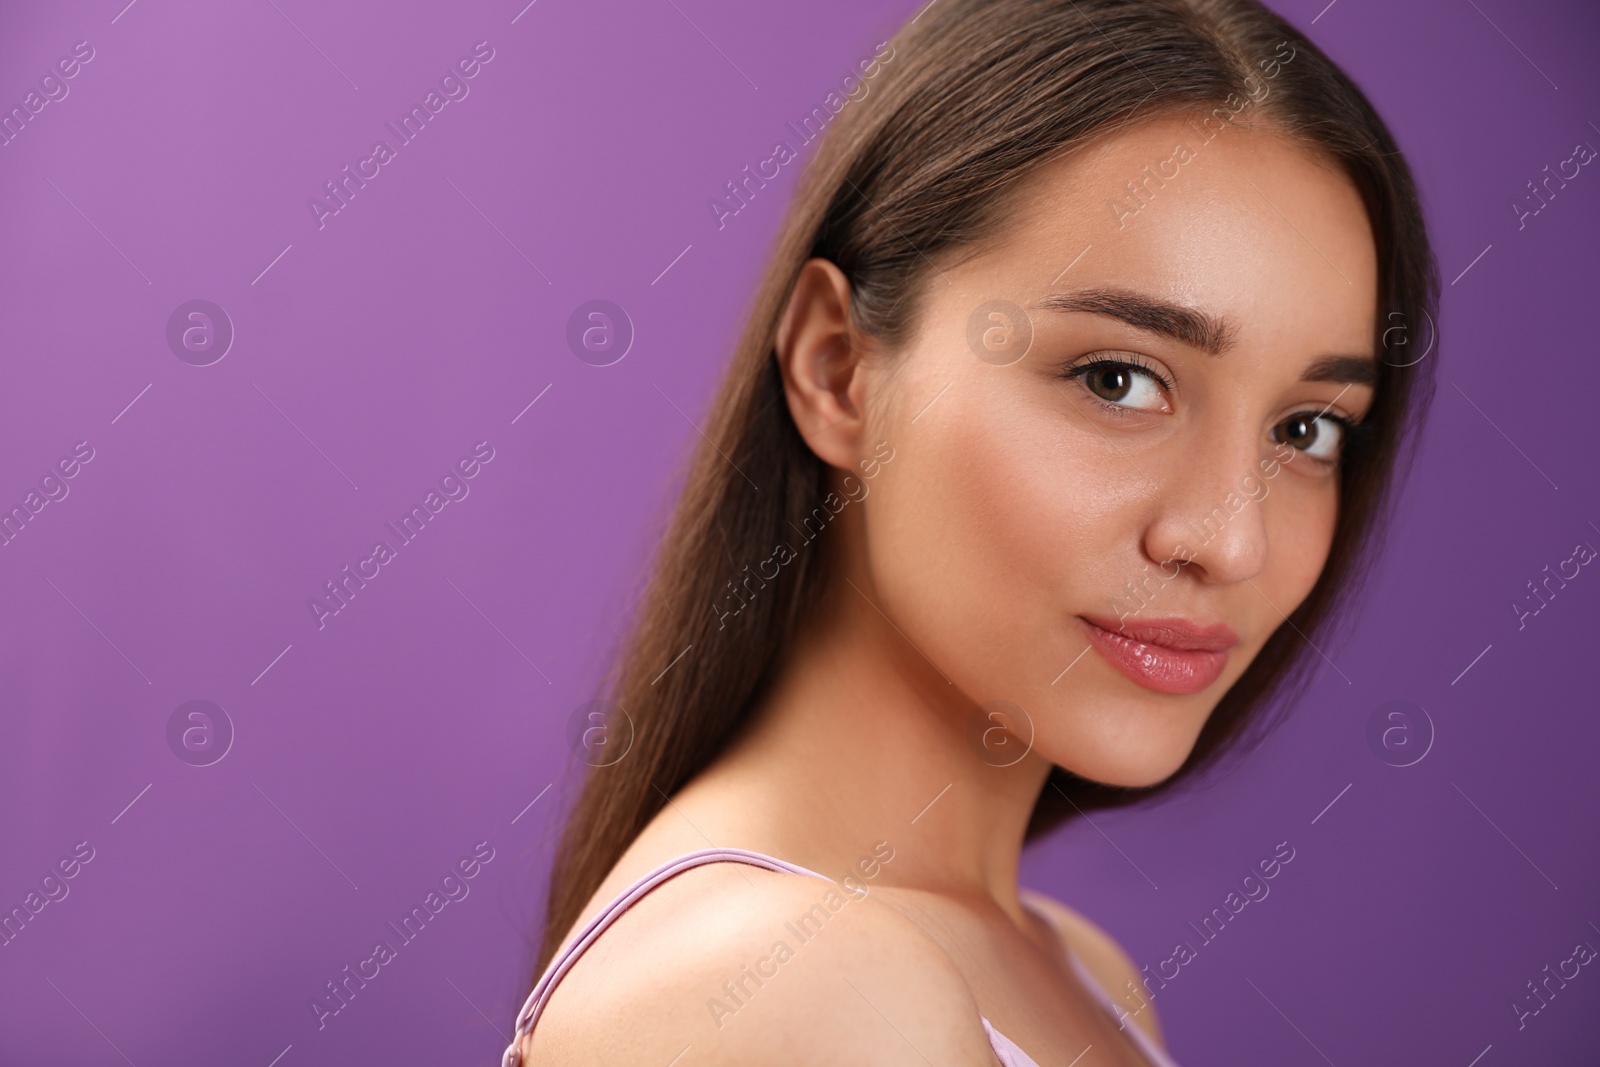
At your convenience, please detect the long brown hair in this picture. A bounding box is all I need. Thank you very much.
[530,0,1438,981]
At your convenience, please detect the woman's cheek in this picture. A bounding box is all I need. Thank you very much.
[1276,481,1339,592]
[871,366,1112,678]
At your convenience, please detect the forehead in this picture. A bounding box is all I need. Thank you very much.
[969,113,1379,353]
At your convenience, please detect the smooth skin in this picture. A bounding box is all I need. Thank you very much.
[523,112,1378,1065]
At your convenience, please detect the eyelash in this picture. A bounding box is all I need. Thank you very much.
[1059,355,1372,469]
[1062,354,1175,400]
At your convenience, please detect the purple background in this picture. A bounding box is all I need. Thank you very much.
[2,0,1596,1063]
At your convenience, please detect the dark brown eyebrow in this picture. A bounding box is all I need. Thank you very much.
[1033,286,1237,355]
[1032,285,1378,385]
[1300,354,1378,386]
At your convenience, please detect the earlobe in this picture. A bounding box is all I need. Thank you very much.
[776,258,871,470]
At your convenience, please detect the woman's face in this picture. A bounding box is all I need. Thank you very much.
[852,114,1379,787]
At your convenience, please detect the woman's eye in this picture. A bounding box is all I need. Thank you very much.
[1273,412,1346,461]
[1072,361,1169,412]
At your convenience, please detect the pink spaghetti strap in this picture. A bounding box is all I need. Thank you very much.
[1058,944,1181,1067]
[1019,893,1183,1067]
[981,1015,1044,1067]
[502,846,1179,1067]
[502,847,834,1067]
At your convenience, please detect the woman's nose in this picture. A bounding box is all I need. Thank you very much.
[1142,435,1271,587]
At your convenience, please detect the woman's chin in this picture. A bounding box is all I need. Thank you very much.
[1046,729,1200,790]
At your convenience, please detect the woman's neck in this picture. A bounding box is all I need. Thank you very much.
[674,576,1054,912]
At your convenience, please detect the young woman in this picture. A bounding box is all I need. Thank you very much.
[505,0,1437,1063]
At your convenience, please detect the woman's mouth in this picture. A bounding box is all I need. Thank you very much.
[1076,614,1238,695]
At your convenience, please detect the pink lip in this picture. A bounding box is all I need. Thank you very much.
[1076,614,1238,695]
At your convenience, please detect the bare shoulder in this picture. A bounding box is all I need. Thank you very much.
[524,862,999,1066]
[1020,888,1165,1048]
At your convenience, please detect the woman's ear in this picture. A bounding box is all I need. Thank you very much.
[775,258,872,470]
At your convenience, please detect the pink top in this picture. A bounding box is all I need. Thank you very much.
[503,846,1179,1067]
